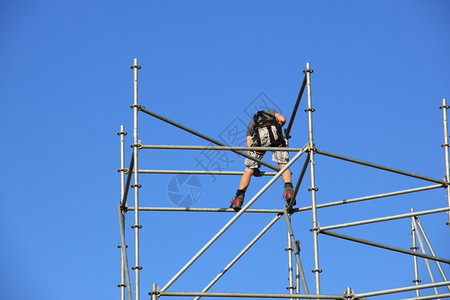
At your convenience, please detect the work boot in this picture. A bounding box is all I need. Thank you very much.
[283,182,296,206]
[230,190,245,211]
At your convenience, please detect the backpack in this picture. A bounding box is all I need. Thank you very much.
[252,111,286,147]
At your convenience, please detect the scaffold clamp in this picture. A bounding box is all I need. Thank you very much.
[343,287,354,299]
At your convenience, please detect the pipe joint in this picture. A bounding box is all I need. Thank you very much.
[131,224,142,229]
[130,64,141,69]
[310,226,320,232]
[343,287,354,299]
[305,107,315,112]
[308,187,319,192]
[117,130,127,136]
[306,144,317,153]
[130,104,145,110]
[131,184,142,188]
[440,105,450,109]
[117,168,128,173]
[132,265,143,270]
[131,143,142,149]
[312,268,323,273]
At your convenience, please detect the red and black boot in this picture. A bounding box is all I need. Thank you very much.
[283,182,296,206]
[230,190,245,211]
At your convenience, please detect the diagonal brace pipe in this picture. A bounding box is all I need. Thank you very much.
[139,106,280,172]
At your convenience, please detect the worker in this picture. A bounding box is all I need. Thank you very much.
[230,109,294,210]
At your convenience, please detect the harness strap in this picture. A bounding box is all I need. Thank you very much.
[252,111,285,147]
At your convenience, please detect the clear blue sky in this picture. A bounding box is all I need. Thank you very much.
[1,1,449,299]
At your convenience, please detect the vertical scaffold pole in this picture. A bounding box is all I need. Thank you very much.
[286,223,295,299]
[118,125,127,300]
[410,208,420,298]
[304,62,321,294]
[440,98,450,228]
[151,283,158,300]
[131,58,142,300]
[295,240,301,294]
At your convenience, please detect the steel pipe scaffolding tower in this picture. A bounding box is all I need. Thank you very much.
[117,58,450,300]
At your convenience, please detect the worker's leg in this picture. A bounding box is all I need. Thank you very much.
[277,163,292,183]
[274,150,295,205]
[239,168,255,191]
[230,151,263,211]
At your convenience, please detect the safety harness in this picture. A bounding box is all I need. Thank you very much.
[252,111,286,150]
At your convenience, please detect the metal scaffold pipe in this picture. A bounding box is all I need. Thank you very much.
[286,229,295,299]
[304,62,321,294]
[117,125,130,300]
[315,149,446,185]
[138,169,278,176]
[131,58,142,300]
[157,291,345,299]
[120,154,134,208]
[285,74,307,139]
[140,144,306,152]
[410,209,421,298]
[440,98,450,228]
[117,205,133,300]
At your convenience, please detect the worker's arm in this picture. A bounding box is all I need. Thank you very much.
[275,112,286,126]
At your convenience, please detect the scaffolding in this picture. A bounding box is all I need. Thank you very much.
[117,58,450,300]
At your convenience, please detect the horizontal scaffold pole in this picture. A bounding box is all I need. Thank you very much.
[138,170,278,176]
[316,149,446,185]
[138,107,280,171]
[126,184,443,214]
[320,230,450,264]
[154,291,344,299]
[140,144,306,152]
[127,206,283,213]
